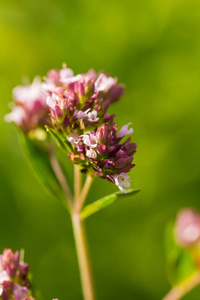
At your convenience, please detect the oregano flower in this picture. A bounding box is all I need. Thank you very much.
[6,64,136,193]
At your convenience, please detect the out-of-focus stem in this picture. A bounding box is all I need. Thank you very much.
[19,249,25,262]
[72,211,96,300]
[50,153,73,209]
[74,165,82,205]
[162,272,200,300]
[79,176,93,210]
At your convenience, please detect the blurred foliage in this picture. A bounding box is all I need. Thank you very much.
[1,0,200,299]
[165,221,197,286]
[19,132,66,202]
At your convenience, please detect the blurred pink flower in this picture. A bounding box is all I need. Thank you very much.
[5,77,50,132]
[175,209,200,247]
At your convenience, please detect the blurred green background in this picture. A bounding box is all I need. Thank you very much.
[1,0,200,299]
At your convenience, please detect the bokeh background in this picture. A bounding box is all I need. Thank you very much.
[1,0,200,299]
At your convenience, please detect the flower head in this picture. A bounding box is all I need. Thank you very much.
[6,64,135,193]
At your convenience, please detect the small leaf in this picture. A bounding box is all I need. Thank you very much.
[19,132,65,201]
[81,189,140,220]
[45,126,72,153]
[165,220,197,286]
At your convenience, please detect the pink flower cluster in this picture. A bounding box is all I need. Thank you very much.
[6,64,136,193]
[0,249,58,300]
[0,249,31,300]
[175,208,200,248]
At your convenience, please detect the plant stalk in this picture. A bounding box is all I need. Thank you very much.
[72,211,96,300]
[72,166,95,300]
[50,153,73,209]
[79,176,93,210]
[74,165,82,205]
[162,272,200,300]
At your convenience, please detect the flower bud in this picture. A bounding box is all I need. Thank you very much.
[96,125,109,144]
[115,158,127,169]
[5,264,16,278]
[108,84,124,103]
[96,144,107,155]
[69,152,81,164]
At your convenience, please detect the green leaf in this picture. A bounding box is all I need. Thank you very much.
[165,220,197,286]
[81,189,140,220]
[45,126,72,153]
[19,132,65,201]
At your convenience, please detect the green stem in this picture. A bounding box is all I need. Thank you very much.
[162,272,200,300]
[74,165,82,207]
[50,152,95,298]
[79,176,93,210]
[72,211,96,300]
[72,167,95,300]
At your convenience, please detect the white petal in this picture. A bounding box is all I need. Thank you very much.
[123,181,131,188]
[117,184,127,193]
[46,95,56,110]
